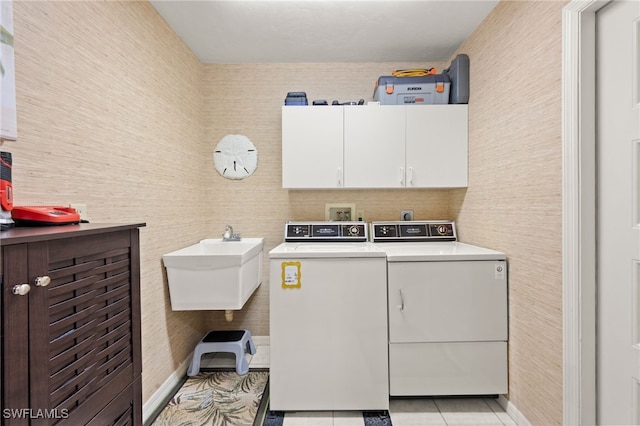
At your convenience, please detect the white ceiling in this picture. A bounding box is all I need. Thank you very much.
[150,0,499,63]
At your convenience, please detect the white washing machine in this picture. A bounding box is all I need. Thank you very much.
[371,221,508,396]
[269,222,389,411]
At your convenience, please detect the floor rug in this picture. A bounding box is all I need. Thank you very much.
[149,370,392,426]
[151,371,269,426]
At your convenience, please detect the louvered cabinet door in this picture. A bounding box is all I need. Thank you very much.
[2,243,30,426]
[2,227,142,426]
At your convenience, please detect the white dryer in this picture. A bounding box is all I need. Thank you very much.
[269,222,389,411]
[371,221,508,396]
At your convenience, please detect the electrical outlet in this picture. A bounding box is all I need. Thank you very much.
[325,203,356,221]
[70,204,88,222]
[400,210,414,221]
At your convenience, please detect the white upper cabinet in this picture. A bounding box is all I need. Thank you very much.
[282,104,468,189]
[405,105,468,188]
[344,105,406,188]
[282,106,344,188]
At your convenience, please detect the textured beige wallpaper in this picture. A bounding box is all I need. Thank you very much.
[451,1,568,424]
[8,1,209,404]
[6,1,567,423]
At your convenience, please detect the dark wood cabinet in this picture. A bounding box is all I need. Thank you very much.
[1,223,145,426]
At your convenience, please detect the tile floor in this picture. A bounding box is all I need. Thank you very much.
[200,342,517,426]
[279,398,516,426]
[390,397,515,426]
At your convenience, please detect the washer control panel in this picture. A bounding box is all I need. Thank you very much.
[370,221,457,242]
[285,221,368,242]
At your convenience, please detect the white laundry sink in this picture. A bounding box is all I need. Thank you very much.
[163,238,264,311]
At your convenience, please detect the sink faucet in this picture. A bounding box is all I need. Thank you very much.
[222,225,241,241]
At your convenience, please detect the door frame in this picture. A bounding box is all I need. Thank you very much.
[562,1,609,424]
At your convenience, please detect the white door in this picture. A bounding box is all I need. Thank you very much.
[387,261,508,343]
[343,105,405,188]
[405,105,468,188]
[281,106,344,188]
[596,1,640,424]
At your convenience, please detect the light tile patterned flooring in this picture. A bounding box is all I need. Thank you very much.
[201,343,517,426]
[391,397,515,426]
[280,398,516,426]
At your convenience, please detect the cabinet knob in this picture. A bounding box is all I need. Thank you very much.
[12,284,31,296]
[35,276,51,287]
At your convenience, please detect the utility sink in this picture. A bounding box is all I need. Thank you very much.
[163,238,264,311]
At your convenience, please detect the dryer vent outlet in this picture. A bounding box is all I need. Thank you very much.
[401,210,414,221]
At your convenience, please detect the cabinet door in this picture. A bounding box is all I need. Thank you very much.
[29,231,139,425]
[387,261,508,343]
[282,106,344,188]
[343,105,406,188]
[406,105,468,187]
[2,244,30,425]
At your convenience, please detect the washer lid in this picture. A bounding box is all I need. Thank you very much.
[269,242,386,259]
[376,242,506,261]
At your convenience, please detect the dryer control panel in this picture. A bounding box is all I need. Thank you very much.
[370,221,457,242]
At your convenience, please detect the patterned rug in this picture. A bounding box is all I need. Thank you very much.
[150,369,393,426]
[151,371,269,426]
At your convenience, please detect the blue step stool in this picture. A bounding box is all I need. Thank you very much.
[187,329,256,376]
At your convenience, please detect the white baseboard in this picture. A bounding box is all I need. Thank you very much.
[142,356,190,424]
[142,335,270,424]
[498,395,532,426]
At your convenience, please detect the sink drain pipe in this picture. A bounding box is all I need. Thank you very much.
[225,310,234,322]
